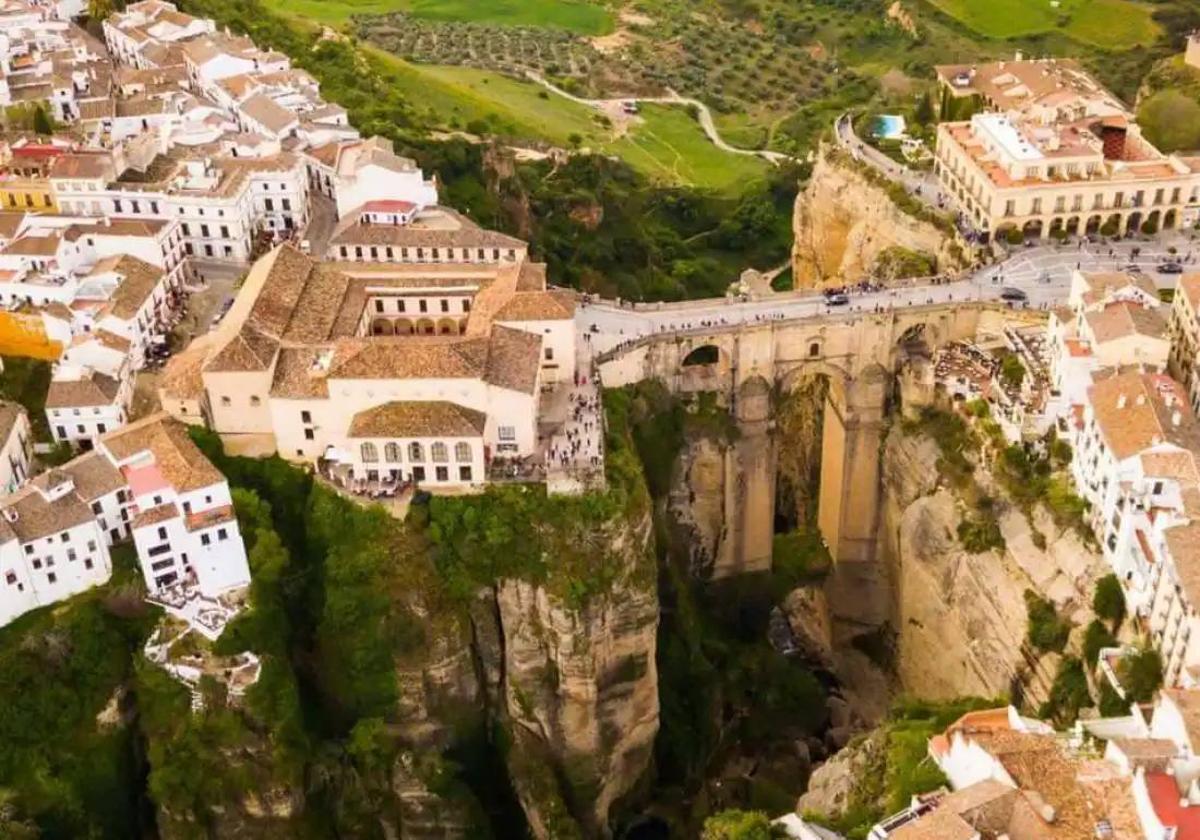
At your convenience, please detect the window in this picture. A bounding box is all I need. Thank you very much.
[384,442,401,462]
[375,299,384,313]
[435,466,449,482]
[455,442,471,462]
[47,573,56,584]
[304,428,314,440]
[87,540,96,552]
[544,347,554,361]
[250,395,261,406]
[158,526,167,540]
[419,300,428,313]
[5,572,15,584]
[217,528,227,541]
[301,410,312,423]
[91,501,102,514]
[498,426,516,442]
[440,300,449,312]
[23,545,32,555]
[221,396,231,407]
[67,548,76,561]
[60,532,69,543]
[459,466,472,481]
[431,442,448,463]
[412,466,426,482]
[32,559,41,570]
[201,533,210,546]
[85,558,93,570]
[361,442,379,462]
[408,442,424,462]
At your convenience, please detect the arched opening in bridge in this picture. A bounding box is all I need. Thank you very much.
[682,344,720,366]
[896,322,931,359]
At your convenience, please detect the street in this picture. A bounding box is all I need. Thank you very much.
[577,233,1200,355]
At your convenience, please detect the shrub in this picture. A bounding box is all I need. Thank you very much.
[999,353,1026,391]
[1097,680,1128,717]
[1092,574,1126,629]
[1038,656,1093,724]
[1142,219,1159,236]
[1117,646,1163,703]
[957,516,1005,554]
[1025,590,1070,653]
[1101,218,1119,236]
[702,809,773,839]
[1005,227,1024,245]
[1083,619,1118,667]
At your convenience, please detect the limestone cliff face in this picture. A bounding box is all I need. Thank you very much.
[478,508,660,837]
[791,148,962,288]
[879,430,1106,705]
[668,435,731,580]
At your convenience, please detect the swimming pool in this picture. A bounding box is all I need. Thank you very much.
[872,114,907,139]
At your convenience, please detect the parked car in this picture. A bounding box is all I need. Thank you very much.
[1119,263,1143,273]
[1159,263,1184,274]
[827,293,850,306]
[999,287,1028,302]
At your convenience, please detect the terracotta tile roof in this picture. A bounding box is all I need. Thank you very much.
[1180,273,1200,312]
[239,93,298,134]
[1109,737,1178,763]
[348,400,486,438]
[48,152,116,180]
[1088,372,1200,461]
[516,261,547,292]
[158,333,213,400]
[890,808,977,840]
[60,450,124,501]
[185,503,234,532]
[132,501,178,529]
[204,324,278,373]
[494,290,575,322]
[331,206,526,251]
[94,254,165,321]
[1080,271,1158,306]
[269,347,330,399]
[101,412,223,493]
[329,335,489,381]
[0,482,94,542]
[1084,302,1166,344]
[3,234,61,256]
[46,370,122,408]
[485,325,541,393]
[282,263,353,343]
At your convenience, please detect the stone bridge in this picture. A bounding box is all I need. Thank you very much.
[598,301,1038,623]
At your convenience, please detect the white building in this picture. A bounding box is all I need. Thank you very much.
[159,243,575,491]
[305,136,438,219]
[0,400,31,493]
[104,413,249,595]
[45,364,132,447]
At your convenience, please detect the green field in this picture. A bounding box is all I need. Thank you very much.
[923,0,1161,48]
[264,0,612,32]
[377,61,770,192]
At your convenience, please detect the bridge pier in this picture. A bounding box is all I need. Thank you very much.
[818,366,892,630]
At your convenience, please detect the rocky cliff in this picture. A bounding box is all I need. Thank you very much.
[791,147,963,288]
[878,428,1106,706]
[480,508,660,837]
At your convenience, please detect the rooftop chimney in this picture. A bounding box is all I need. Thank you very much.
[1117,393,1127,409]
[1174,410,1183,427]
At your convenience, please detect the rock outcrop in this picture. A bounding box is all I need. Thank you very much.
[469,506,660,837]
[791,147,963,288]
[878,429,1107,705]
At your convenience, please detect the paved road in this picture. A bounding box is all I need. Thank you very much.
[527,72,792,164]
[579,234,1200,355]
[834,112,944,210]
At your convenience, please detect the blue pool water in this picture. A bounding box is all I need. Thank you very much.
[873,114,907,139]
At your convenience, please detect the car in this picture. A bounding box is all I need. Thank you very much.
[1159,263,1184,274]
[999,287,1028,302]
[1119,263,1143,273]
[826,293,850,306]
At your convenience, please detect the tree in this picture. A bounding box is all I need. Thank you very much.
[999,353,1025,391]
[1038,656,1093,724]
[87,0,114,21]
[31,105,52,136]
[1117,646,1163,703]
[1025,590,1070,653]
[1092,574,1126,629]
[914,92,934,126]
[1083,619,1118,667]
[702,809,775,840]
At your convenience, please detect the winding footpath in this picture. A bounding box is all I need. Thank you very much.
[525,71,794,164]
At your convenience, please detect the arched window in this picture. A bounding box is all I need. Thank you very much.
[360,442,378,463]
[431,442,448,463]
[384,442,401,463]
[408,442,424,462]
[455,442,471,463]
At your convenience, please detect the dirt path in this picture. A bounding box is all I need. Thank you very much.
[524,72,796,165]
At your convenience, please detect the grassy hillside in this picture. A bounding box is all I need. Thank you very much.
[264,0,613,32]
[922,0,1160,48]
